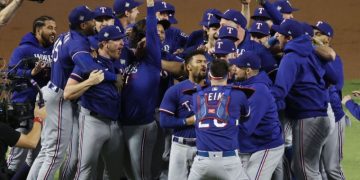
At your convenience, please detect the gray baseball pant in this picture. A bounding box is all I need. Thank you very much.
[122,121,158,180]
[188,152,249,180]
[292,116,331,180]
[240,145,284,180]
[27,85,74,180]
[74,107,124,180]
[59,102,80,180]
[168,137,197,180]
[320,115,346,180]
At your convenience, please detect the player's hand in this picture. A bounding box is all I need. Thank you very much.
[115,74,124,91]
[352,90,360,97]
[31,60,47,76]
[173,48,184,55]
[88,70,104,86]
[197,45,207,52]
[312,37,324,46]
[147,0,154,7]
[342,95,352,105]
[241,0,251,5]
[185,115,195,125]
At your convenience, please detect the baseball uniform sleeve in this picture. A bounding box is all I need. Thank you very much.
[145,6,161,69]
[271,54,298,105]
[240,85,271,136]
[69,66,85,82]
[7,47,32,78]
[261,0,283,25]
[159,87,187,128]
[345,100,360,120]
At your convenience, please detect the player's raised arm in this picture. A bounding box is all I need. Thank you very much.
[0,0,24,27]
[240,0,251,29]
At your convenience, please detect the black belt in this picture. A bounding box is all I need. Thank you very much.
[172,136,196,146]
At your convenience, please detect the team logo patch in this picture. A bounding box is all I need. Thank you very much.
[79,16,84,21]
[125,2,130,7]
[212,87,218,91]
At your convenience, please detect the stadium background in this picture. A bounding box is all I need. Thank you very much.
[0,0,359,178]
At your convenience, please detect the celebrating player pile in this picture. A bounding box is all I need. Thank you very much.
[0,0,350,180]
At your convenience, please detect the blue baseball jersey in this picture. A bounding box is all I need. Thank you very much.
[51,31,90,89]
[157,50,184,106]
[159,80,198,138]
[192,86,250,151]
[51,30,118,90]
[236,31,252,56]
[345,100,360,120]
[70,55,120,120]
[271,35,330,119]
[328,56,345,122]
[8,32,52,103]
[120,6,161,125]
[236,72,284,153]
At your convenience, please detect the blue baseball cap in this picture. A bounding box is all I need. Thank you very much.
[98,25,126,42]
[217,9,247,29]
[313,21,334,37]
[302,22,314,37]
[199,9,222,27]
[251,7,271,20]
[249,21,270,36]
[218,26,238,41]
[94,6,115,19]
[230,51,261,69]
[113,0,142,15]
[155,1,175,14]
[207,16,220,28]
[271,19,304,38]
[214,39,236,56]
[273,0,298,14]
[68,6,95,26]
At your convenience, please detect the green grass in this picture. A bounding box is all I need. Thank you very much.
[341,80,360,180]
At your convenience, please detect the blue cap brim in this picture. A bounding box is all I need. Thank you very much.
[249,29,270,36]
[271,25,288,36]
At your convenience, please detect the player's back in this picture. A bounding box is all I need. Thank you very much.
[193,86,249,152]
[51,31,90,89]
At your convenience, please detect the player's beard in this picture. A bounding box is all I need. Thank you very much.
[41,32,55,48]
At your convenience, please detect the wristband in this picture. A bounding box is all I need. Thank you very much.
[33,116,43,126]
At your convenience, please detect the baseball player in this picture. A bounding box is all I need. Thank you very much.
[231,52,284,180]
[213,38,237,61]
[120,0,161,179]
[217,9,251,56]
[186,59,252,180]
[312,21,346,179]
[6,15,56,178]
[154,1,188,55]
[62,25,125,180]
[270,19,334,180]
[343,93,360,120]
[27,6,122,180]
[251,7,273,27]
[159,50,207,180]
[113,0,142,32]
[185,9,222,52]
[59,7,117,180]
